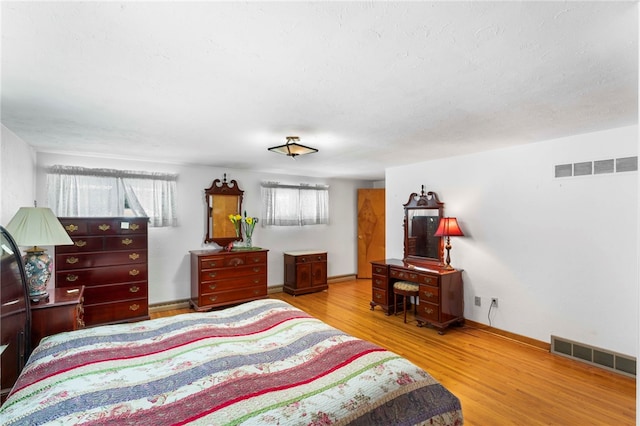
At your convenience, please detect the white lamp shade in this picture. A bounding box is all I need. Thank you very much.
[5,207,73,247]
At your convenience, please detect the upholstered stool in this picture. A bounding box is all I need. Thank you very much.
[393,281,419,323]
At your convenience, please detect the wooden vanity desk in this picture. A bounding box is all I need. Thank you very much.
[370,186,465,334]
[370,259,463,334]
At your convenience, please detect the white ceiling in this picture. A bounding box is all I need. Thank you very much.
[1,1,637,180]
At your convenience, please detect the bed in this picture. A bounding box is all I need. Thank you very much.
[0,233,462,426]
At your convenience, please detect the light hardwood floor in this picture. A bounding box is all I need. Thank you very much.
[153,279,636,425]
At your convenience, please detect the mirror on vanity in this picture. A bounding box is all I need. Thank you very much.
[403,186,444,266]
[204,174,244,246]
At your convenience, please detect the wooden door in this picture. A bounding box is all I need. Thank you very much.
[357,188,385,278]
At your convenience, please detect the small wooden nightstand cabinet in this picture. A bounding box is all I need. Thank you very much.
[31,286,85,348]
[283,251,328,295]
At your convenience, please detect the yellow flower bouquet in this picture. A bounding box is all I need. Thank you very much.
[242,211,259,247]
[228,213,242,237]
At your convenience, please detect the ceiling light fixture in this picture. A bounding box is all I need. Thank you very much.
[268,136,318,158]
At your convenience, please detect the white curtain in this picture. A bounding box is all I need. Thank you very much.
[261,182,329,226]
[47,166,178,227]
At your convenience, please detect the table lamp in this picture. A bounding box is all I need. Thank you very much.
[5,207,74,302]
[434,217,464,270]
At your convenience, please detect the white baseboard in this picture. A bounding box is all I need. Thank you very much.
[149,275,355,313]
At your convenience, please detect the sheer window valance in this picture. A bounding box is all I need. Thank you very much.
[261,182,329,226]
[46,165,178,227]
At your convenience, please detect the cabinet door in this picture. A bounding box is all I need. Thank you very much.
[295,263,312,289]
[311,261,326,286]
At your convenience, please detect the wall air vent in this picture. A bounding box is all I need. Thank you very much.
[551,335,636,377]
[555,156,637,178]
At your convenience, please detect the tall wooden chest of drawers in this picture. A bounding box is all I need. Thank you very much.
[189,249,269,311]
[56,217,149,327]
[283,251,328,295]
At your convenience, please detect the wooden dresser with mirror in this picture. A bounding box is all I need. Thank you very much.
[190,175,268,311]
[370,187,463,334]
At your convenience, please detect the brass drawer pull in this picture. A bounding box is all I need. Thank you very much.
[422,291,434,298]
[130,224,140,231]
[75,240,87,247]
[208,272,217,278]
[208,262,218,268]
[253,289,260,295]
[66,274,79,282]
[208,284,217,290]
[375,294,382,299]
[65,224,79,233]
[209,296,218,302]
[423,307,434,315]
[66,256,79,264]
[252,267,260,272]
[129,285,140,293]
[129,253,140,260]
[121,238,133,246]
[253,279,260,284]
[129,303,140,311]
[129,269,140,276]
[99,224,111,231]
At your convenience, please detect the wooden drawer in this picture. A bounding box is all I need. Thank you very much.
[105,235,147,251]
[372,274,387,290]
[372,264,387,276]
[419,302,440,322]
[83,282,148,305]
[390,268,439,286]
[199,264,266,282]
[372,288,387,305]
[419,285,440,304]
[87,219,147,235]
[198,286,267,307]
[84,298,148,326]
[56,236,105,253]
[57,264,148,286]
[294,253,327,263]
[199,252,266,270]
[56,250,147,270]
[199,256,225,269]
[59,219,89,236]
[200,275,266,295]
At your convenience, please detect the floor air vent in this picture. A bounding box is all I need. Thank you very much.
[551,335,636,377]
[554,156,637,178]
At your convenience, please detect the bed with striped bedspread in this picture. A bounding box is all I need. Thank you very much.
[1,299,462,425]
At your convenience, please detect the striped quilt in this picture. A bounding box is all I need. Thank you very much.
[1,299,463,425]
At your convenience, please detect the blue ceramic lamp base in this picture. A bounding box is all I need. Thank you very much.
[24,246,53,303]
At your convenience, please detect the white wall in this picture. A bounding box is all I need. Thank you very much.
[35,152,372,304]
[386,125,638,356]
[1,125,36,224]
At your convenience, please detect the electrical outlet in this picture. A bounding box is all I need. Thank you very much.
[491,298,498,308]
[474,296,481,307]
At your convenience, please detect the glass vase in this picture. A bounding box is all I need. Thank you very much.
[245,236,252,248]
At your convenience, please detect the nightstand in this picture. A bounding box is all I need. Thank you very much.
[31,286,85,349]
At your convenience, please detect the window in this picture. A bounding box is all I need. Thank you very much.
[261,182,329,226]
[46,165,178,227]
